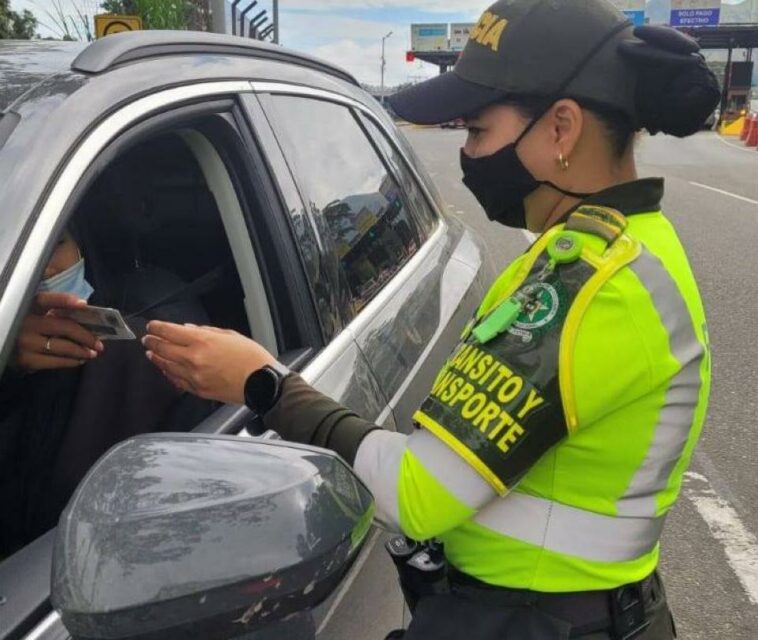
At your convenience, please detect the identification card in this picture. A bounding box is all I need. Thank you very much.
[58,305,137,341]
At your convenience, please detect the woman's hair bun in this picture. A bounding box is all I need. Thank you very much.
[618,25,721,137]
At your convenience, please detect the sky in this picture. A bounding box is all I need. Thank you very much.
[11,0,478,86]
[10,1,751,87]
[275,2,479,86]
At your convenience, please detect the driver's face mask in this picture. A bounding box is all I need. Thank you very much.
[38,257,95,301]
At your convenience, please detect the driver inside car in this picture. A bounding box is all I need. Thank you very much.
[0,224,216,558]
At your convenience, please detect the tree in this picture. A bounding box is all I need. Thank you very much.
[0,1,11,38]
[100,0,210,31]
[12,9,36,38]
[0,0,39,39]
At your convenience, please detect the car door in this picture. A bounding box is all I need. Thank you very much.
[0,84,346,640]
[250,84,488,434]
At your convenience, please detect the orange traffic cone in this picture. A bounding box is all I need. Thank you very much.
[740,114,754,141]
[747,116,758,147]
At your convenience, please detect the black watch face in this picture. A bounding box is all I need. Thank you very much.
[246,368,278,414]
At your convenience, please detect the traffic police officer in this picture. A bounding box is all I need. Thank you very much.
[143,1,720,637]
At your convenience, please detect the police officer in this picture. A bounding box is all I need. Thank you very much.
[142,1,719,637]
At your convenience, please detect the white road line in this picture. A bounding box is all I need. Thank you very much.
[714,134,758,155]
[689,181,758,206]
[316,528,382,635]
[684,471,758,605]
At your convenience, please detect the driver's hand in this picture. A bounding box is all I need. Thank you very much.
[143,321,277,405]
[12,292,104,372]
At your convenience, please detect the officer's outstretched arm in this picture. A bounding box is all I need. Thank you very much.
[141,324,575,541]
[263,374,548,540]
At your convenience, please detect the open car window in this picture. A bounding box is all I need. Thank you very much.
[0,110,275,563]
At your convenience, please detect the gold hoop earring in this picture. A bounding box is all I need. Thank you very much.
[558,152,570,171]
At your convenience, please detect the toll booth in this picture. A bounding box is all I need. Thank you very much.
[405,50,459,74]
[678,24,758,122]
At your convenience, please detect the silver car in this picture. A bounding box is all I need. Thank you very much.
[0,32,491,640]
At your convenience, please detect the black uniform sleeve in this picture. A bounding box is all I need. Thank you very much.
[262,374,381,464]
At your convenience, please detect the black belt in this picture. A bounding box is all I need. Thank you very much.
[448,567,660,639]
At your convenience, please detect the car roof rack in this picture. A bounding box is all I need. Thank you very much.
[71,31,358,86]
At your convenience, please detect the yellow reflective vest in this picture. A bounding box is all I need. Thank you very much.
[354,179,711,592]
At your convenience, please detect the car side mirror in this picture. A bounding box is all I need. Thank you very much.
[51,433,375,640]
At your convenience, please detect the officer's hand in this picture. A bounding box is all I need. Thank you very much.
[143,321,277,405]
[13,292,103,372]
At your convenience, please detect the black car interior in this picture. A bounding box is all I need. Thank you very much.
[0,129,256,559]
[72,131,250,336]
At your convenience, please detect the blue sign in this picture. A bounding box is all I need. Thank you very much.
[418,27,447,37]
[624,10,646,26]
[670,8,720,26]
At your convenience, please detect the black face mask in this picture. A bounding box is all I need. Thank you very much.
[457,21,633,230]
[460,123,593,230]
[460,141,537,229]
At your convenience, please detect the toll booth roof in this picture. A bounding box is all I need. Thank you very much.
[676,24,758,50]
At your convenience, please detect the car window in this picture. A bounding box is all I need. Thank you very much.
[358,113,439,238]
[0,116,273,562]
[265,96,425,316]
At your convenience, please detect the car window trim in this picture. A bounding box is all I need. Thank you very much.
[230,96,325,350]
[0,81,251,368]
[177,129,277,354]
[242,92,339,344]
[20,611,58,640]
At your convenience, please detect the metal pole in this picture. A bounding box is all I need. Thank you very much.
[260,24,275,40]
[720,43,733,126]
[381,38,385,96]
[249,10,267,38]
[381,31,393,105]
[211,0,225,34]
[251,10,267,26]
[231,0,243,35]
[273,0,279,44]
[239,1,258,38]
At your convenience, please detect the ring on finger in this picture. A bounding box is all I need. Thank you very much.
[43,337,53,354]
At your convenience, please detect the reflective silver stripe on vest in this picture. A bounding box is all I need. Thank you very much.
[408,429,494,509]
[354,430,407,531]
[474,492,665,562]
[617,248,706,518]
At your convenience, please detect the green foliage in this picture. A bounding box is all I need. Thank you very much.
[99,0,209,31]
[12,9,36,38]
[0,0,39,39]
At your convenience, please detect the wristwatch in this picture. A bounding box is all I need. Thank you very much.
[244,361,291,416]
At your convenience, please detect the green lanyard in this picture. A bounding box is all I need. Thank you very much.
[471,231,584,345]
